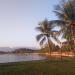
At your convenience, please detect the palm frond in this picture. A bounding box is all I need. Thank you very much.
[36,27,44,32]
[49,20,67,27]
[40,37,46,45]
[50,20,66,24]
[54,11,66,20]
[51,31,60,37]
[55,39,61,44]
[36,34,44,41]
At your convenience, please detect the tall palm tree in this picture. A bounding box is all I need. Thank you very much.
[36,19,59,57]
[54,0,75,51]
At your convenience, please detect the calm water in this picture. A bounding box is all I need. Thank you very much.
[0,53,46,63]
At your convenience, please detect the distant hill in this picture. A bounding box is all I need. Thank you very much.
[0,47,40,53]
[12,48,40,53]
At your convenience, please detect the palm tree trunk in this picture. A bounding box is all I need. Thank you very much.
[60,48,62,61]
[72,25,75,57]
[47,37,51,58]
[71,39,75,57]
[60,42,62,61]
[71,25,75,57]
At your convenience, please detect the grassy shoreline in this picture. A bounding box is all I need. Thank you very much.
[0,59,75,75]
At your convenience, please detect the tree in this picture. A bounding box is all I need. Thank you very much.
[54,0,75,52]
[36,19,59,57]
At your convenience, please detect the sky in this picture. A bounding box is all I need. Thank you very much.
[0,0,62,48]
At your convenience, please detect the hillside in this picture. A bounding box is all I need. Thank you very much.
[12,48,40,53]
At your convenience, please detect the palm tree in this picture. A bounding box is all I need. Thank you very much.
[54,0,75,52]
[36,19,59,57]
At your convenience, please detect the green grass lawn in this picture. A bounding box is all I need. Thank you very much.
[0,59,75,75]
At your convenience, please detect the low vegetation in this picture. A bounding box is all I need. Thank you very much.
[0,59,75,75]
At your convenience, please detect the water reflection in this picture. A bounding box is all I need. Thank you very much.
[0,53,46,63]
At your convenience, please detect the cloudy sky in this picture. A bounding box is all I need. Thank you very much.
[0,0,61,48]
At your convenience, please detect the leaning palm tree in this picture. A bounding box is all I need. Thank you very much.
[36,19,59,57]
[54,0,75,52]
